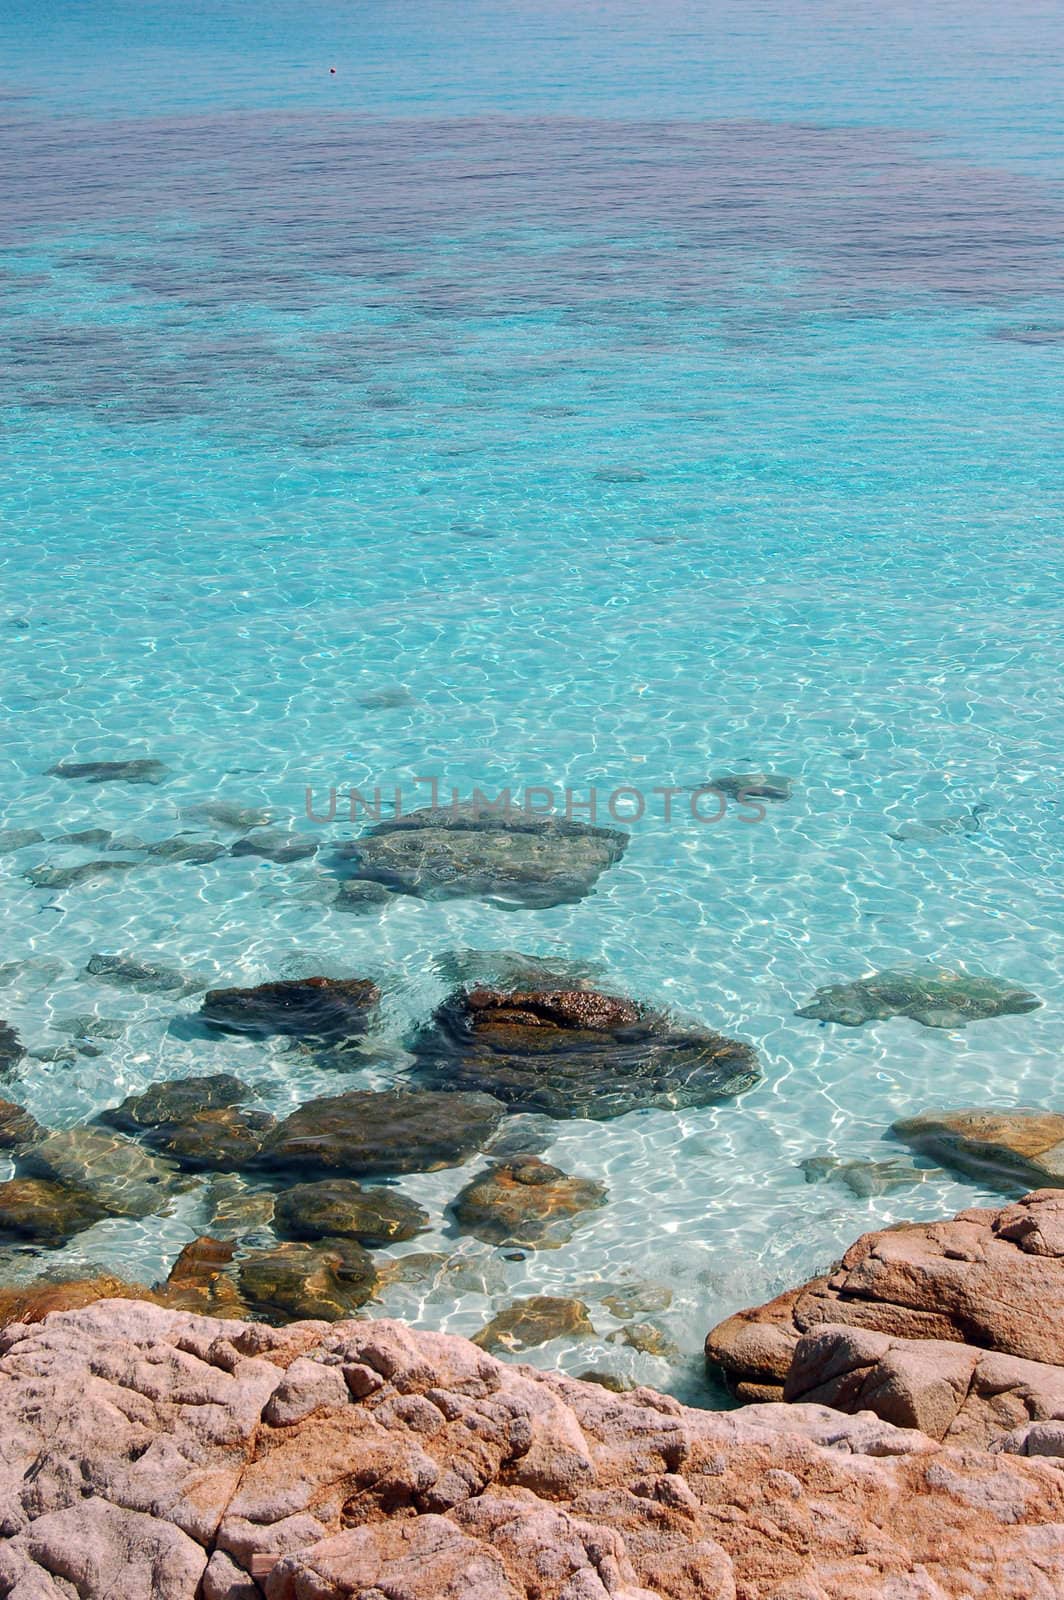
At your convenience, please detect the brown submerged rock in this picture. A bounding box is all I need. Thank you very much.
[0,1097,43,1150]
[893,1106,1064,1190]
[3,1303,1064,1599]
[0,1020,24,1075]
[22,1127,187,1218]
[472,1294,595,1352]
[451,1154,607,1247]
[0,1275,153,1328]
[238,1239,378,1322]
[199,976,380,1042]
[260,1088,505,1177]
[273,1179,428,1247]
[158,1236,249,1319]
[706,1190,1064,1429]
[0,1176,109,1245]
[412,984,760,1119]
[101,1074,275,1171]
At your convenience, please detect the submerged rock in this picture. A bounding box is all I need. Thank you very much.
[0,1176,108,1244]
[47,757,170,785]
[101,1074,273,1170]
[83,952,209,996]
[260,1089,505,1177]
[888,805,990,842]
[5,1304,1063,1600]
[238,1238,378,1322]
[202,1174,276,1238]
[181,800,274,831]
[24,859,138,889]
[0,1020,24,1074]
[357,685,415,709]
[51,827,114,847]
[707,770,793,802]
[273,1178,429,1247]
[472,1294,595,1352]
[149,1108,277,1172]
[53,1014,124,1043]
[609,1321,680,1360]
[0,958,65,990]
[103,1074,253,1132]
[795,967,1041,1029]
[0,827,44,854]
[146,834,227,864]
[411,985,760,1119]
[159,1236,248,1319]
[0,1273,155,1329]
[450,1155,607,1248]
[892,1108,1064,1191]
[0,1098,43,1150]
[333,878,397,912]
[199,976,380,1041]
[799,1153,940,1197]
[334,804,628,909]
[229,830,318,863]
[22,1128,186,1218]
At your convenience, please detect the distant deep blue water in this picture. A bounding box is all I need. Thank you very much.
[1,0,1062,1396]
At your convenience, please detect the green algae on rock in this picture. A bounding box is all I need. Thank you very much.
[412,985,760,1118]
[0,1176,109,1245]
[795,968,1041,1029]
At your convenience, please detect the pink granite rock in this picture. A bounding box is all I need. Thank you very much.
[2,1302,1064,1595]
[707,1189,1064,1402]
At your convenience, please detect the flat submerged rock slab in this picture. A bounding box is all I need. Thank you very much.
[796,966,1041,1028]
[893,1107,1064,1190]
[259,1088,507,1176]
[333,805,629,909]
[1,1303,1064,1599]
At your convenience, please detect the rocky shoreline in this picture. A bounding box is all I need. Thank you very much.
[4,1294,1064,1598]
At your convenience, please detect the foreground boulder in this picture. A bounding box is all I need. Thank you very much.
[2,1303,1064,1598]
[412,985,760,1118]
[893,1107,1064,1190]
[199,976,381,1042]
[333,804,628,909]
[796,966,1041,1028]
[706,1190,1064,1424]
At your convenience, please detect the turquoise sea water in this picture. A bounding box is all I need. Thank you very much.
[1,0,1062,1398]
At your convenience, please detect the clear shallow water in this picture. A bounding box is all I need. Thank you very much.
[0,0,1062,1401]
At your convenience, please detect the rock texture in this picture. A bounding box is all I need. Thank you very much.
[893,1106,1064,1189]
[706,1190,1064,1431]
[3,1302,1064,1598]
[333,804,629,909]
[795,966,1041,1028]
[199,977,381,1043]
[412,985,760,1118]
[451,1155,607,1247]
[259,1088,505,1176]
